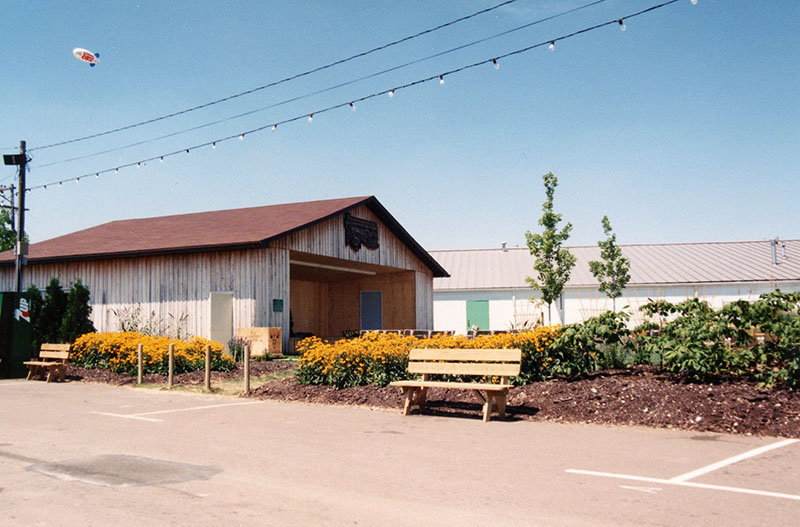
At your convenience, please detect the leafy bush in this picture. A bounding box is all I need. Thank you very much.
[71,332,234,376]
[634,293,800,386]
[39,278,68,343]
[548,311,633,379]
[60,279,96,343]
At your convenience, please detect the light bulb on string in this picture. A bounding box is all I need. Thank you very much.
[186,149,190,156]
[271,124,277,131]
[115,168,119,174]
[58,182,62,187]
[349,102,356,111]
[159,156,164,163]
[548,41,555,52]
[75,178,80,184]
[388,89,395,97]
[439,75,445,85]
[618,19,626,31]
[212,142,216,149]
[95,173,99,179]
[137,162,141,168]
[308,114,313,122]
[239,133,245,141]
[492,58,499,70]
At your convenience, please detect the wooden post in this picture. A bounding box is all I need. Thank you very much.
[168,343,174,388]
[204,345,211,391]
[137,344,143,384]
[243,344,250,394]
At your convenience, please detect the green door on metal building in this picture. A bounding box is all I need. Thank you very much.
[466,300,489,332]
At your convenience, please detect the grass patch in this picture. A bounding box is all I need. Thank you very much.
[134,367,296,396]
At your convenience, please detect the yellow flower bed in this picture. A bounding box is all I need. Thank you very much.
[296,327,560,388]
[71,332,234,376]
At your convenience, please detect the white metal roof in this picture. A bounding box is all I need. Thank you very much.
[431,239,800,291]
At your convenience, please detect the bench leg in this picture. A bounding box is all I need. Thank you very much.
[402,387,415,416]
[482,393,492,422]
[496,392,507,419]
[26,366,34,381]
[415,387,428,411]
[46,367,54,383]
[400,387,429,416]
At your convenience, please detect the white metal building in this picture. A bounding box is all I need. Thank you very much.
[431,239,800,333]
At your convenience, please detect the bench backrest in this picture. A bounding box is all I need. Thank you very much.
[408,348,521,381]
[39,343,71,361]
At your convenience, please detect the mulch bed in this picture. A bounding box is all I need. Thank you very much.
[66,363,800,438]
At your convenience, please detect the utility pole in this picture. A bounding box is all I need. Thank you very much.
[16,141,26,293]
[3,141,27,292]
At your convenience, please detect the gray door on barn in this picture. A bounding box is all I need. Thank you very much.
[360,291,382,330]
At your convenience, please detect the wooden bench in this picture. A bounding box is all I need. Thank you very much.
[23,344,71,382]
[390,348,521,422]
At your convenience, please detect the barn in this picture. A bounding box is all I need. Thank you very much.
[431,239,800,333]
[0,196,448,350]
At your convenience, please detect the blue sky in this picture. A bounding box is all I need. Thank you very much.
[2,0,798,251]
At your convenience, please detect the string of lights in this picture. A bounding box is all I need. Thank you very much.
[25,0,688,193]
[26,0,520,153]
[34,0,613,170]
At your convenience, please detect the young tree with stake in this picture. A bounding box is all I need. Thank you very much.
[588,215,631,312]
[525,173,576,325]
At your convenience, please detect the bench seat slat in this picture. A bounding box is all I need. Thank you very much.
[23,361,60,367]
[409,349,521,362]
[390,380,513,391]
[407,361,520,377]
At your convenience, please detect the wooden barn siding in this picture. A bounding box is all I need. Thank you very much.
[273,205,430,273]
[0,248,290,341]
[415,270,433,329]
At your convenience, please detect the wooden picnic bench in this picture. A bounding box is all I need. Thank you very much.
[390,348,521,422]
[23,343,71,383]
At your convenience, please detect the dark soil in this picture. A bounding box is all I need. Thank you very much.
[248,366,800,438]
[67,363,800,438]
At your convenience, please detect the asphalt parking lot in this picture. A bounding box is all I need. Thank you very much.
[1,379,798,526]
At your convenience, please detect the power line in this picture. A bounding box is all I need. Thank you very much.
[27,0,520,152]
[35,0,612,169]
[26,0,686,193]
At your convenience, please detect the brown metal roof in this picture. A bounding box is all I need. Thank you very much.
[0,196,448,277]
[431,239,800,290]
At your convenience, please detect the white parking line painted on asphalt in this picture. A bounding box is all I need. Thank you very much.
[669,439,798,482]
[90,400,267,422]
[565,469,800,501]
[91,412,162,422]
[567,439,800,502]
[130,400,266,417]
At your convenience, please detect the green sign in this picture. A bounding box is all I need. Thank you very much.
[272,299,284,313]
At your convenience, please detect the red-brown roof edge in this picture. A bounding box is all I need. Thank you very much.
[0,196,449,277]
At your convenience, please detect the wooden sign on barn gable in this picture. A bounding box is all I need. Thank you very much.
[344,213,379,251]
